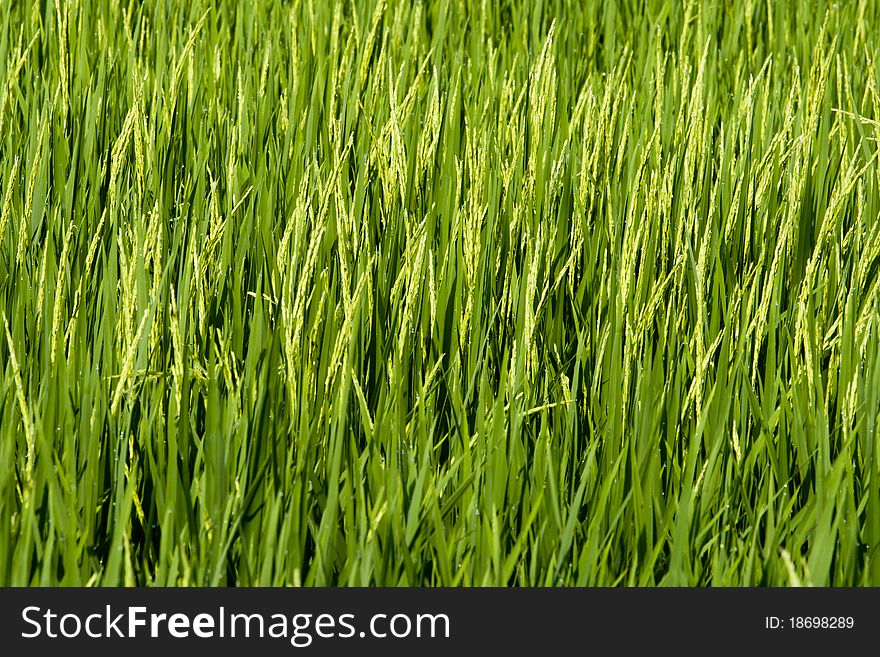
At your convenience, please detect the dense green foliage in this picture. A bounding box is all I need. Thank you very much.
[2,0,880,586]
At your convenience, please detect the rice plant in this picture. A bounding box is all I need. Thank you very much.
[2,0,880,586]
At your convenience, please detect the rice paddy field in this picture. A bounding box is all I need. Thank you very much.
[2,0,880,587]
